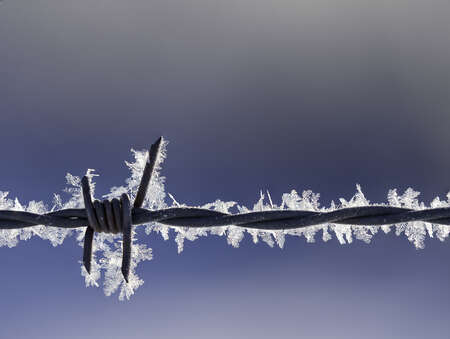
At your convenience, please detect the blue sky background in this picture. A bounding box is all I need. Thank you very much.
[1,1,450,338]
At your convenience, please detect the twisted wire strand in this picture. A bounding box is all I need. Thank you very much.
[2,205,450,231]
[2,136,450,281]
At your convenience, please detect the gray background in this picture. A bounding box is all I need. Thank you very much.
[1,1,450,338]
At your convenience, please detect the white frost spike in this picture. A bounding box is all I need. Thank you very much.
[273,230,285,248]
[1,141,450,300]
[322,226,332,242]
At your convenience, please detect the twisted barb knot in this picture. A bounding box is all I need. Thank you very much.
[81,176,133,282]
[81,137,162,283]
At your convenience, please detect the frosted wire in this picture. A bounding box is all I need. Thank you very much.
[1,139,449,300]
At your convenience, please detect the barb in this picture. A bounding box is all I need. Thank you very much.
[1,137,450,296]
[79,137,162,282]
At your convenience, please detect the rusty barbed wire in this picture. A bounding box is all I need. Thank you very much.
[1,136,450,281]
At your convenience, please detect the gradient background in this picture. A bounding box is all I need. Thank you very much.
[1,1,450,338]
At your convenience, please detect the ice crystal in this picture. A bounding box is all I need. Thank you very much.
[1,139,450,300]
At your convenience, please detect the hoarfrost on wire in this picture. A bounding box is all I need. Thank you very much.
[1,138,450,300]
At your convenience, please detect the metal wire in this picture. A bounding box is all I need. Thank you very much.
[2,136,450,282]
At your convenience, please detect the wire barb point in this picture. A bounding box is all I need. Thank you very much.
[79,137,162,282]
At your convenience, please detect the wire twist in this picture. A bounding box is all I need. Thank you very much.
[83,136,161,282]
[81,176,133,282]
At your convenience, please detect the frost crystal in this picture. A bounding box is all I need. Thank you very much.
[1,140,450,300]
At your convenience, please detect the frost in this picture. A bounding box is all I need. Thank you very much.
[1,138,450,300]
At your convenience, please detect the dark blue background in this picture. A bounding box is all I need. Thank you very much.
[1,1,450,338]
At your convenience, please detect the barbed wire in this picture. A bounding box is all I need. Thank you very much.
[2,137,450,282]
